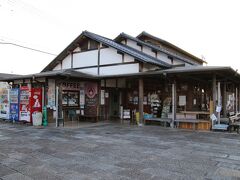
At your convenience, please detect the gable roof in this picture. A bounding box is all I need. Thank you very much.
[137,31,206,64]
[115,32,199,66]
[42,31,172,72]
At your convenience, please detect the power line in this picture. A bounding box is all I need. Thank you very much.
[0,41,57,56]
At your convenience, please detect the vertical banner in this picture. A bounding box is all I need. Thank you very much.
[31,88,42,113]
[31,88,43,124]
[85,82,98,116]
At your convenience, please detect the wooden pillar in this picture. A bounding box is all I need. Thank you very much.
[212,74,217,115]
[223,82,227,118]
[138,78,144,126]
[171,81,176,128]
[57,83,63,127]
[236,86,238,114]
[70,52,73,69]
[217,82,221,124]
[55,86,59,127]
[239,85,240,112]
[97,43,102,75]
[97,81,101,122]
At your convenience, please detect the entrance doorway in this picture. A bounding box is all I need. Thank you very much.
[109,90,120,120]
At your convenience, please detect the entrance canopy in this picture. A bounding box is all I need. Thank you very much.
[0,69,97,82]
[99,66,240,83]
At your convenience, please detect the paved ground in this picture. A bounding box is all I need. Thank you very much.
[0,121,240,180]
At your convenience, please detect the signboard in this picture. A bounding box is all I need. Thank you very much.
[85,82,98,116]
[61,82,84,91]
[47,79,55,107]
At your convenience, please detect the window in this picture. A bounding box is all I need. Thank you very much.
[62,91,79,107]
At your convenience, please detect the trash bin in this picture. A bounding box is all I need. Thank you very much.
[32,111,42,126]
[135,112,140,125]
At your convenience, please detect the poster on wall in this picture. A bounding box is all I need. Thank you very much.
[227,93,235,113]
[47,79,55,108]
[179,95,186,106]
[85,82,98,116]
[10,88,19,121]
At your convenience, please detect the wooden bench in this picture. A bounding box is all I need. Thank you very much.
[144,118,171,127]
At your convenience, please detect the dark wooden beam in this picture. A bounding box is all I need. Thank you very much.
[212,74,217,115]
[138,78,144,125]
[223,81,227,118]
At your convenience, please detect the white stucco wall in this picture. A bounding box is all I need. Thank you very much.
[73,47,81,53]
[142,46,156,57]
[53,63,61,70]
[157,52,194,66]
[100,47,122,65]
[100,63,139,75]
[73,50,98,68]
[75,67,98,75]
[62,54,71,69]
[124,54,135,62]
[157,52,172,64]
[126,39,141,51]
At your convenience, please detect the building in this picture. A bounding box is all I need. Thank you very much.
[1,31,240,130]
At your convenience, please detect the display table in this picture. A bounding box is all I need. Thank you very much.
[176,111,210,130]
[144,118,171,127]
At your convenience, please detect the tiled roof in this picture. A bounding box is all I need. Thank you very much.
[83,31,172,68]
[115,32,199,66]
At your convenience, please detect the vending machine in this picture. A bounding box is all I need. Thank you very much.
[9,88,20,121]
[19,86,31,122]
[0,87,10,119]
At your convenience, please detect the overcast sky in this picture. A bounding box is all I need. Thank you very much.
[0,0,239,75]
